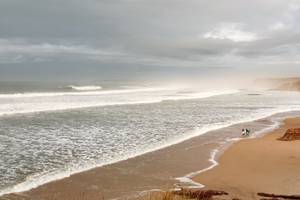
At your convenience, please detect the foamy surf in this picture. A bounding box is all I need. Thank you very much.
[67,85,102,91]
[0,122,227,196]
[0,106,240,196]
[0,89,238,116]
[0,87,167,98]
[1,90,300,198]
[0,107,299,196]
[175,112,287,189]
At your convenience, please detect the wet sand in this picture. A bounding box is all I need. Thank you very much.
[193,117,300,199]
[1,130,219,200]
[1,115,299,200]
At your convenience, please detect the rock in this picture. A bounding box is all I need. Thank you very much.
[173,188,228,200]
[257,192,300,199]
[278,128,300,141]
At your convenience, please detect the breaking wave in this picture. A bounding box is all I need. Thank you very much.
[0,88,238,116]
[67,85,102,91]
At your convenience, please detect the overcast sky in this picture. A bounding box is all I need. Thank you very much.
[0,0,300,80]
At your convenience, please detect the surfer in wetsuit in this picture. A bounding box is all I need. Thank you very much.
[241,129,250,136]
[245,129,250,136]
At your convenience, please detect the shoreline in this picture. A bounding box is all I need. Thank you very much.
[176,113,285,189]
[0,112,255,196]
[192,117,300,199]
[1,111,300,200]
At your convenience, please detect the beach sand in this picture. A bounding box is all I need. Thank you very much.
[1,130,218,200]
[2,116,300,200]
[193,117,300,199]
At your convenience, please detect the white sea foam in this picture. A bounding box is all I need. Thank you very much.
[1,107,299,196]
[0,118,232,196]
[175,148,219,189]
[1,90,300,197]
[67,85,102,91]
[0,88,238,116]
[175,111,289,189]
[0,87,167,98]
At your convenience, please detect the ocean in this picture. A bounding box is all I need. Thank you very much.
[1,81,300,197]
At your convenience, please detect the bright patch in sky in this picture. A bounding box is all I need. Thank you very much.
[269,22,286,31]
[203,23,257,42]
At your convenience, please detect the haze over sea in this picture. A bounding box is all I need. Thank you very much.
[1,77,300,196]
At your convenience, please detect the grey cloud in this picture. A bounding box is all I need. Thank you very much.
[0,0,300,69]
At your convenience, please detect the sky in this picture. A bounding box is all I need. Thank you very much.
[0,0,300,81]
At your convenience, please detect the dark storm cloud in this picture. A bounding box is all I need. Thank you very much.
[0,0,300,68]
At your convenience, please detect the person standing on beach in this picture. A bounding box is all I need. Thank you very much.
[241,129,250,136]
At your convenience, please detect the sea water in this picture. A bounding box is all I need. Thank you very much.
[0,82,300,195]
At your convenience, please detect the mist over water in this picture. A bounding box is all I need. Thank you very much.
[0,68,299,198]
[0,87,237,116]
[1,80,300,195]
[0,68,299,196]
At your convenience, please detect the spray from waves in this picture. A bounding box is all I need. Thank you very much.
[0,87,167,98]
[0,89,239,116]
[67,85,102,91]
[0,107,299,196]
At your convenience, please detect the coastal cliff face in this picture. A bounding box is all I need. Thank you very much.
[278,128,300,141]
[257,77,300,91]
[275,79,300,91]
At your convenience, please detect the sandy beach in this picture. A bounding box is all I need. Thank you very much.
[193,117,300,199]
[1,114,300,200]
[0,125,219,200]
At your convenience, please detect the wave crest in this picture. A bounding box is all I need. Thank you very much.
[68,85,102,91]
[0,88,239,116]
